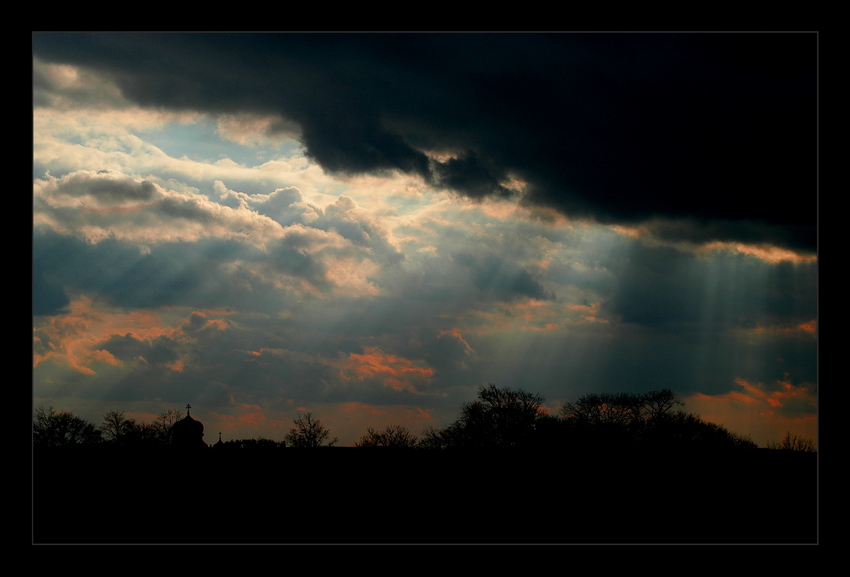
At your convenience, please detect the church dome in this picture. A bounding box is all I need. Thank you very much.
[172,405,206,449]
[174,414,204,434]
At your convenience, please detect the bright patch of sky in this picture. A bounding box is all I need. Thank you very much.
[136,117,302,168]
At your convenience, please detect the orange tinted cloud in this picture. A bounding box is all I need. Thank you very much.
[340,401,433,424]
[437,328,474,354]
[184,310,230,332]
[33,295,227,374]
[565,301,608,324]
[522,323,560,332]
[233,404,269,426]
[335,347,435,393]
[466,299,609,335]
[609,222,817,264]
[701,377,817,416]
[198,403,295,442]
[685,377,817,447]
[701,242,817,264]
[751,319,817,338]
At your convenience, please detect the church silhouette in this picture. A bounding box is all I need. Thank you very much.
[172,404,208,450]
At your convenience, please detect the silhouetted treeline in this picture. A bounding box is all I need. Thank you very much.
[32,386,818,544]
[32,385,814,454]
[418,385,762,453]
[33,406,185,448]
[215,437,284,451]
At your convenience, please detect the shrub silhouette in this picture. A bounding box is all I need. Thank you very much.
[767,431,816,452]
[638,410,758,451]
[355,425,419,448]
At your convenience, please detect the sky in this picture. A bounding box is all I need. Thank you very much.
[32,32,818,448]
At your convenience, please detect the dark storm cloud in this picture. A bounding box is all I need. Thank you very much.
[432,151,513,200]
[32,32,817,252]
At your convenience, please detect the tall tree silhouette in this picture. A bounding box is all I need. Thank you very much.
[101,408,185,446]
[153,408,184,444]
[640,389,683,419]
[284,412,338,448]
[561,391,644,426]
[100,410,134,444]
[423,384,553,449]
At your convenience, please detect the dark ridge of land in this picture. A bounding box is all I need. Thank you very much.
[32,446,817,544]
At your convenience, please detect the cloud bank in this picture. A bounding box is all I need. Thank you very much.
[32,33,818,447]
[33,32,817,252]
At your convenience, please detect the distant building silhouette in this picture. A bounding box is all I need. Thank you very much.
[172,404,207,450]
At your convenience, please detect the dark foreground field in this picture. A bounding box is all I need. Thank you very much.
[32,446,817,544]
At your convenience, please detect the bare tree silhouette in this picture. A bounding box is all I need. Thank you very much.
[355,425,418,448]
[421,384,553,449]
[768,431,816,452]
[33,406,102,447]
[284,412,338,448]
